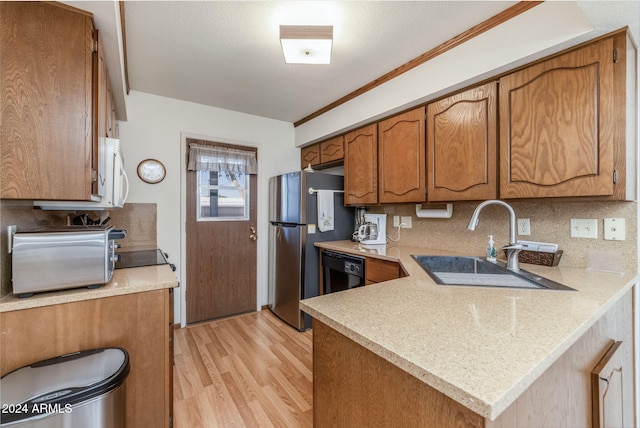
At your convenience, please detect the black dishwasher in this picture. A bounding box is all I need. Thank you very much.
[322,251,365,294]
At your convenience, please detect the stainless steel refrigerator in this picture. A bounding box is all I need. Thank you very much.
[268,171,354,330]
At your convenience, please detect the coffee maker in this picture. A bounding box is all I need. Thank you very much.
[354,207,367,237]
[355,213,387,245]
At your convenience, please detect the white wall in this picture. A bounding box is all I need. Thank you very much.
[118,91,298,325]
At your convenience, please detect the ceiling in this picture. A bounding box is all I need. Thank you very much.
[68,1,639,125]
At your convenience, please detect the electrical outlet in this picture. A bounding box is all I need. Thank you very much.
[400,216,412,228]
[604,218,625,241]
[393,216,400,227]
[570,219,598,239]
[517,218,531,236]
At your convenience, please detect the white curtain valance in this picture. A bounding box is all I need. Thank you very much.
[187,144,257,174]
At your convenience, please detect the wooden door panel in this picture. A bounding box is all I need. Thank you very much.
[378,107,426,203]
[186,142,257,323]
[301,144,320,168]
[499,37,614,198]
[365,257,401,284]
[427,83,497,201]
[320,136,344,164]
[344,124,378,205]
[506,66,599,184]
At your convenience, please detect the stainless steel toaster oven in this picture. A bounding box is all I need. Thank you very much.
[11,226,126,297]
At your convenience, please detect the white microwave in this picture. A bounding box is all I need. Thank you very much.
[35,138,129,210]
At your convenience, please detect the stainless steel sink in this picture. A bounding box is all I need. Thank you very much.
[412,255,575,291]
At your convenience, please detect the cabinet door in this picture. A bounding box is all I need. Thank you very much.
[301,144,320,169]
[365,257,401,285]
[499,37,615,198]
[320,135,344,164]
[591,341,624,428]
[0,2,94,200]
[427,83,497,201]
[344,124,378,205]
[378,107,426,203]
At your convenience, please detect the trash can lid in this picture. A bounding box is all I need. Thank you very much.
[1,348,129,425]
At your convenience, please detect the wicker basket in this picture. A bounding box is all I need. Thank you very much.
[502,249,563,267]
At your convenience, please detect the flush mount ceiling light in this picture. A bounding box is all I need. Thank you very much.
[280,25,333,64]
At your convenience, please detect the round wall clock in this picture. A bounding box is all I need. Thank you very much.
[137,159,166,184]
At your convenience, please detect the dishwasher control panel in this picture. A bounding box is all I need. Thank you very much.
[344,261,361,276]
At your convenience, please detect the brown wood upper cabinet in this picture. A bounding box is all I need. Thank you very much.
[301,144,321,168]
[427,83,497,201]
[320,135,344,164]
[300,135,344,170]
[378,107,426,204]
[344,108,426,206]
[1,2,97,200]
[499,36,620,199]
[344,123,378,205]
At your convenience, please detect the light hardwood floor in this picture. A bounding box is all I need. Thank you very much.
[173,310,313,427]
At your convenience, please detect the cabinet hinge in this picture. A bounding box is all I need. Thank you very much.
[613,49,618,63]
[91,170,98,182]
[613,170,619,184]
[93,40,98,53]
[169,415,173,428]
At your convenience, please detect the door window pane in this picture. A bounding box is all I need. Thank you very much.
[197,170,249,221]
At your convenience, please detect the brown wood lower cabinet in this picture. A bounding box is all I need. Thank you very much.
[313,289,633,427]
[313,319,484,428]
[0,289,173,428]
[365,257,404,285]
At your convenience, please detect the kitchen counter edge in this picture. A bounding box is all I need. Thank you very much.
[303,240,637,420]
[0,264,178,312]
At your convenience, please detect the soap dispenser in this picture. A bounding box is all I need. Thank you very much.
[486,235,497,262]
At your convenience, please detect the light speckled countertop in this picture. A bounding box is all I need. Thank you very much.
[0,264,178,312]
[301,240,637,421]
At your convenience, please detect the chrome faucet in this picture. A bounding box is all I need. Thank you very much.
[467,200,523,272]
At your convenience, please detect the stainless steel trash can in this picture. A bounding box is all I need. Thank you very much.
[0,348,129,428]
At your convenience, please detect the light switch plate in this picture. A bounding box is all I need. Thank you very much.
[570,219,598,239]
[604,218,625,241]
[393,216,400,227]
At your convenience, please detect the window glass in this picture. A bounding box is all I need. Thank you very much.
[197,170,249,221]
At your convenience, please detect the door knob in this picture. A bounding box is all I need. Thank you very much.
[249,234,257,241]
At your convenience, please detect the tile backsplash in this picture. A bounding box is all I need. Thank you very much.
[0,202,157,297]
[371,200,638,273]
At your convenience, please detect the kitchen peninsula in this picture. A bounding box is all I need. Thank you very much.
[0,264,178,428]
[302,241,636,427]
